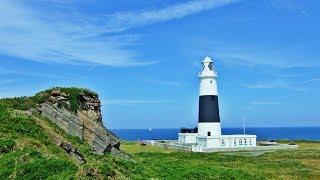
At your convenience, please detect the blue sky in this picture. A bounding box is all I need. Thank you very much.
[0,0,319,129]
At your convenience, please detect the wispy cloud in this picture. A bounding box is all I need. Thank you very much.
[304,78,320,83]
[242,80,288,89]
[0,67,86,79]
[107,0,240,32]
[194,41,320,68]
[218,50,320,68]
[251,101,283,105]
[271,0,309,16]
[146,79,186,87]
[157,81,185,87]
[0,0,238,67]
[243,100,283,111]
[242,80,304,91]
[0,79,14,86]
[102,99,175,105]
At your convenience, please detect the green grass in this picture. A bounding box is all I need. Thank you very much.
[0,147,78,179]
[122,142,320,179]
[121,141,178,153]
[0,105,78,179]
[1,93,320,179]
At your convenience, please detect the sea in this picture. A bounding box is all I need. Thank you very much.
[111,127,320,141]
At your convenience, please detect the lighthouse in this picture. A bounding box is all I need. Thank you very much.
[177,56,257,152]
[198,56,221,137]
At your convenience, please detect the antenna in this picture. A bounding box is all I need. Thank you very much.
[242,115,246,135]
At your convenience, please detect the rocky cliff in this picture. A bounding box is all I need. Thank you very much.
[36,88,120,154]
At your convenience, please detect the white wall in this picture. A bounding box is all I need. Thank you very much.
[198,122,221,137]
[178,133,197,144]
[223,136,257,148]
[199,77,218,96]
[195,135,257,149]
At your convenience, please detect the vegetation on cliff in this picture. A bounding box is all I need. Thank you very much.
[0,87,97,113]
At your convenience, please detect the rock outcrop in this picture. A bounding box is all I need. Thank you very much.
[38,88,120,154]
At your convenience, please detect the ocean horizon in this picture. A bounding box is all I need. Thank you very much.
[111,127,320,141]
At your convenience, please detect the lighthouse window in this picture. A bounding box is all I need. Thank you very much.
[239,139,243,145]
[210,80,213,83]
[221,139,225,146]
[207,132,211,136]
[208,62,214,70]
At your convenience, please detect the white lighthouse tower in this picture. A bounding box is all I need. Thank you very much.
[177,56,257,152]
[198,56,221,137]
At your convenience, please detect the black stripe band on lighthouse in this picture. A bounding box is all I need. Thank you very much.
[198,56,221,137]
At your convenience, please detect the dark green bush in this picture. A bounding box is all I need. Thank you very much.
[16,157,77,179]
[0,139,16,153]
[99,162,116,178]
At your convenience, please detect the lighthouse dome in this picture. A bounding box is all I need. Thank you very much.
[199,56,217,78]
[202,56,213,63]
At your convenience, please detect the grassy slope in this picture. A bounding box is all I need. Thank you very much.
[122,141,320,179]
[0,105,133,179]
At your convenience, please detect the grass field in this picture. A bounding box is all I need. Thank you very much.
[121,141,320,179]
[1,101,320,179]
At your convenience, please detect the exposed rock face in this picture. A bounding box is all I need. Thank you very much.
[38,89,120,154]
[78,91,103,123]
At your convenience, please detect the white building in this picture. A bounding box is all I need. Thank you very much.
[178,56,257,151]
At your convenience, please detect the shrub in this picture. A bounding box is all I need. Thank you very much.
[0,139,16,153]
[16,157,77,179]
[99,163,116,178]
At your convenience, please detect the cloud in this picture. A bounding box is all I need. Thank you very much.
[271,0,309,16]
[102,99,175,105]
[304,78,320,83]
[242,80,304,91]
[146,79,186,87]
[251,101,283,105]
[243,100,283,111]
[0,79,14,86]
[217,50,320,68]
[157,81,185,87]
[194,41,320,68]
[0,0,239,67]
[107,0,240,32]
[0,67,85,79]
[242,81,288,89]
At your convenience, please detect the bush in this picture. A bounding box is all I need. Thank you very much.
[99,163,116,178]
[16,157,77,179]
[0,139,16,153]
